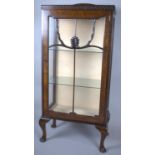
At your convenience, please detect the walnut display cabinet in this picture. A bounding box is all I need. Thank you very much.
[39,4,115,153]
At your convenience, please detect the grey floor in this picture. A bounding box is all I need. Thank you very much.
[34,104,121,155]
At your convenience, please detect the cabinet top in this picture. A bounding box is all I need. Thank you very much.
[41,4,115,11]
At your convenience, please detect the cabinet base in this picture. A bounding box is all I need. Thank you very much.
[39,118,108,153]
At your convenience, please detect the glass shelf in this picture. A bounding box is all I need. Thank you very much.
[49,48,103,53]
[49,77,101,89]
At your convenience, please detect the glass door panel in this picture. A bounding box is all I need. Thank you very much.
[50,85,73,113]
[74,52,103,116]
[48,18,74,113]
[75,18,105,52]
[74,87,100,116]
[75,52,103,88]
[74,18,105,116]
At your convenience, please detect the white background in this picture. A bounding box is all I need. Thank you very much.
[0,0,155,155]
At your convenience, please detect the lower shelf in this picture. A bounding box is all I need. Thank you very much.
[50,104,99,116]
[49,77,101,89]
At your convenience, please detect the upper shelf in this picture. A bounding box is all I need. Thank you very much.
[49,77,101,89]
[49,47,103,53]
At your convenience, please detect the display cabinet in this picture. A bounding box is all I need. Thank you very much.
[39,4,115,153]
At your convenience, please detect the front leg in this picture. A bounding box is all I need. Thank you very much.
[96,125,108,153]
[39,117,50,142]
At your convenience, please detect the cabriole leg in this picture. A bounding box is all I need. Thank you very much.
[39,118,50,142]
[96,125,108,153]
[51,119,56,128]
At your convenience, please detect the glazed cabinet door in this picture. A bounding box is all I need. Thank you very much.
[48,17,106,116]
